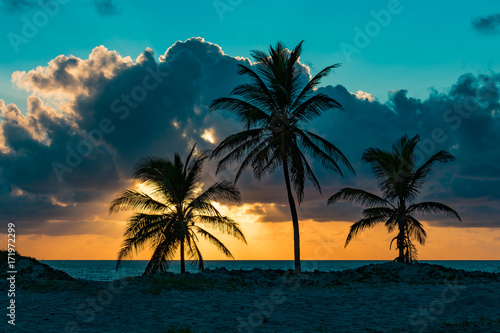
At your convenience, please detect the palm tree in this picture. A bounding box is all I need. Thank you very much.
[109,146,247,274]
[210,41,353,273]
[328,134,461,263]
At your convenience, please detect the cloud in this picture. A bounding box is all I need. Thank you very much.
[0,38,249,236]
[0,38,499,239]
[471,13,500,35]
[308,73,500,228]
[92,0,121,16]
[12,46,134,98]
[0,0,122,16]
[0,0,37,12]
[352,90,375,102]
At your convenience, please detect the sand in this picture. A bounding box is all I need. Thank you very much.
[3,259,500,332]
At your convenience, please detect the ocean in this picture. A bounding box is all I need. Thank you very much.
[41,260,500,281]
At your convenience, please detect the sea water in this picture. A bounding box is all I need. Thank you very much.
[41,260,500,281]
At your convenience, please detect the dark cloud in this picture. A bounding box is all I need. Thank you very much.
[0,0,122,16]
[0,0,37,12]
[308,72,500,228]
[471,13,500,35]
[92,0,121,16]
[0,38,499,238]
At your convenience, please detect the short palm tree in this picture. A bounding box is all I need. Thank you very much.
[328,134,461,263]
[210,41,353,272]
[109,146,247,274]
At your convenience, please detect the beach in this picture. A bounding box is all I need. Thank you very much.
[4,256,500,332]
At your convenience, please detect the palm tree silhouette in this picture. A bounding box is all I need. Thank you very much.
[110,146,247,274]
[210,41,353,272]
[328,135,461,263]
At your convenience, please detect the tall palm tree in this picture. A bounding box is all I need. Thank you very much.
[328,135,461,263]
[109,146,247,274]
[210,41,353,273]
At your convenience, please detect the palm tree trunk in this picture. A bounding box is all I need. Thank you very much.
[397,223,405,263]
[283,159,301,273]
[180,239,185,273]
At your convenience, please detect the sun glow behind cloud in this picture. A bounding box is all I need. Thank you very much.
[5,218,500,261]
[201,128,216,144]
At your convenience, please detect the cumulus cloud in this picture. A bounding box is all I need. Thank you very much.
[12,46,133,99]
[0,38,499,239]
[471,13,500,35]
[0,38,249,235]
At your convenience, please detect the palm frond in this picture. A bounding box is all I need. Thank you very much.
[187,200,223,218]
[116,220,166,270]
[328,188,392,207]
[291,64,342,111]
[362,207,395,219]
[406,216,427,245]
[235,64,277,110]
[193,226,234,259]
[287,143,307,202]
[237,138,275,182]
[211,128,265,160]
[109,190,169,214]
[408,201,461,221]
[197,215,247,244]
[210,97,270,129]
[123,213,170,238]
[144,236,179,274]
[196,181,241,204]
[345,214,386,247]
[407,150,456,200]
[291,93,342,123]
[303,131,354,174]
[186,233,204,271]
[362,148,400,199]
[132,156,170,182]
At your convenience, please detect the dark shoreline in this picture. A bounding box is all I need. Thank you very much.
[3,251,500,332]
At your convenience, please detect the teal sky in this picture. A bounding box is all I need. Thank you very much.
[1,0,499,109]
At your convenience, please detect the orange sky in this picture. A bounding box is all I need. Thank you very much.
[3,202,500,261]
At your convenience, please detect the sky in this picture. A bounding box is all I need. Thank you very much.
[0,0,500,261]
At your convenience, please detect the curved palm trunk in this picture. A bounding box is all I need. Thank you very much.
[283,159,301,273]
[180,239,185,273]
